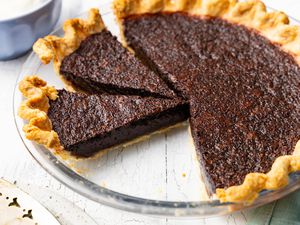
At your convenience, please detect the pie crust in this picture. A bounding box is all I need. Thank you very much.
[113,0,300,203]
[18,76,63,152]
[33,9,105,92]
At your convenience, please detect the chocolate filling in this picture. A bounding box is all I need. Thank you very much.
[48,90,188,157]
[60,30,176,98]
[124,13,300,191]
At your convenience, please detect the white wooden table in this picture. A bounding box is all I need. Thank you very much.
[1,0,299,224]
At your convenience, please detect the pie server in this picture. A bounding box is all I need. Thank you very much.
[0,179,61,225]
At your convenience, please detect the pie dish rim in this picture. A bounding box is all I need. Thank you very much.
[14,7,300,216]
[25,1,300,204]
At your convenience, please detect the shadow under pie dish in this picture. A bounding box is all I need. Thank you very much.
[17,0,300,206]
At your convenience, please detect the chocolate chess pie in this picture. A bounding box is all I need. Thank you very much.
[19,0,300,204]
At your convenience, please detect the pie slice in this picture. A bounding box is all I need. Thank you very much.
[18,76,188,157]
[114,0,300,202]
[33,9,176,98]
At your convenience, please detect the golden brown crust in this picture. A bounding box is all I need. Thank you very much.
[18,76,63,152]
[113,0,300,64]
[113,0,300,203]
[33,8,106,91]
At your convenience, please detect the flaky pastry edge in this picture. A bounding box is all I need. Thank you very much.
[33,8,106,92]
[18,76,63,152]
[113,0,300,203]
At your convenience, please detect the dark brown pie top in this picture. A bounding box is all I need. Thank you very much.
[60,30,176,98]
[48,89,188,157]
[124,13,300,191]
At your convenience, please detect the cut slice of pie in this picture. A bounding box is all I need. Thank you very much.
[18,76,188,157]
[33,9,176,98]
[114,0,300,202]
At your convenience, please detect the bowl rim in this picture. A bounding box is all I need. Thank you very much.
[13,6,300,218]
[0,0,57,23]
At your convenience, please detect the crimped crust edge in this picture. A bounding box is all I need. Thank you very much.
[216,141,300,203]
[18,76,63,152]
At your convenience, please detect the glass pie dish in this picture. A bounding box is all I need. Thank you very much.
[13,5,300,218]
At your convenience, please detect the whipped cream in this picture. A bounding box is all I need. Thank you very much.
[0,0,46,20]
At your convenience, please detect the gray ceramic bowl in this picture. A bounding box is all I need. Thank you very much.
[0,0,62,60]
